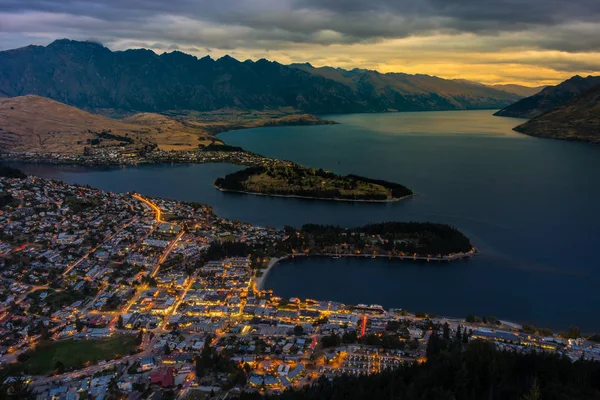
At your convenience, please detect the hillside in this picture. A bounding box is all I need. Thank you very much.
[494,75,600,119]
[0,39,521,114]
[0,95,210,154]
[0,95,339,156]
[514,85,600,143]
[288,63,521,111]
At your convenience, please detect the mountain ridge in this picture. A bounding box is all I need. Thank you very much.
[513,84,600,143]
[0,39,523,115]
[494,75,600,119]
[287,63,521,111]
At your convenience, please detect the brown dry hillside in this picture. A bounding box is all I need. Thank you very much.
[121,113,212,150]
[514,85,600,143]
[0,95,209,154]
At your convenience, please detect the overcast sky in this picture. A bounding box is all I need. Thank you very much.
[1,0,599,85]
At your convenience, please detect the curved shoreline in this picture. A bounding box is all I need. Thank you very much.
[256,249,476,290]
[215,186,415,203]
[256,256,291,290]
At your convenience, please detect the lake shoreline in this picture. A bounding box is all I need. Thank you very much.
[257,249,476,291]
[214,186,416,203]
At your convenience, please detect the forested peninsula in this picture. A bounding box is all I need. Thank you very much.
[214,165,413,202]
[285,222,474,258]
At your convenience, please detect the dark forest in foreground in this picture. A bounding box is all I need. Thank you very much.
[243,339,600,400]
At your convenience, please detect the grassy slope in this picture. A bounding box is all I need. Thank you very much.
[0,95,209,154]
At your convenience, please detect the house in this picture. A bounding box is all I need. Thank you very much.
[140,356,155,371]
[150,367,176,387]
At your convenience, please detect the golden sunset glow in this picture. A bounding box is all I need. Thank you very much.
[1,1,599,86]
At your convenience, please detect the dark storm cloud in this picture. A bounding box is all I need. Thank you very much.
[0,0,599,53]
[296,0,600,26]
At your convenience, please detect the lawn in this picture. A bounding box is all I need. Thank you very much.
[21,335,139,375]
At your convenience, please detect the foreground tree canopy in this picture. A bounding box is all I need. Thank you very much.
[242,340,600,400]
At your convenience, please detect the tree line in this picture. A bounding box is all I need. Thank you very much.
[242,338,600,400]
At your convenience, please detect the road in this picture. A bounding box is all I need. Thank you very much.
[122,194,183,316]
[62,216,139,277]
[133,193,164,223]
[159,272,197,332]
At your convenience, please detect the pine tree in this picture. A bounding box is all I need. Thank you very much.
[75,316,84,332]
[55,360,65,374]
[521,379,541,400]
[443,322,450,340]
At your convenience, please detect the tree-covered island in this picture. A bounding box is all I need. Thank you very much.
[214,164,413,201]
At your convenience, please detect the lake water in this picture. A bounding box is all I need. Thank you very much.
[11,110,600,331]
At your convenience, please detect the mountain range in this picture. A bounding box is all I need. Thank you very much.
[0,39,530,115]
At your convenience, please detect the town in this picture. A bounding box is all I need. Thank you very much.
[0,171,599,399]
[1,146,284,169]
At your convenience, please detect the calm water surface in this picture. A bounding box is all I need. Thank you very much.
[13,110,600,331]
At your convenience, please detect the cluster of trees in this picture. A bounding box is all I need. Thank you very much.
[346,174,412,198]
[203,242,253,261]
[214,165,411,201]
[466,314,501,325]
[65,196,102,213]
[520,324,583,339]
[203,143,246,152]
[86,129,134,146]
[561,326,582,339]
[214,166,264,192]
[321,330,416,350]
[0,166,27,179]
[0,167,25,208]
[195,336,247,390]
[361,334,416,350]
[28,287,92,315]
[243,338,600,400]
[0,192,15,208]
